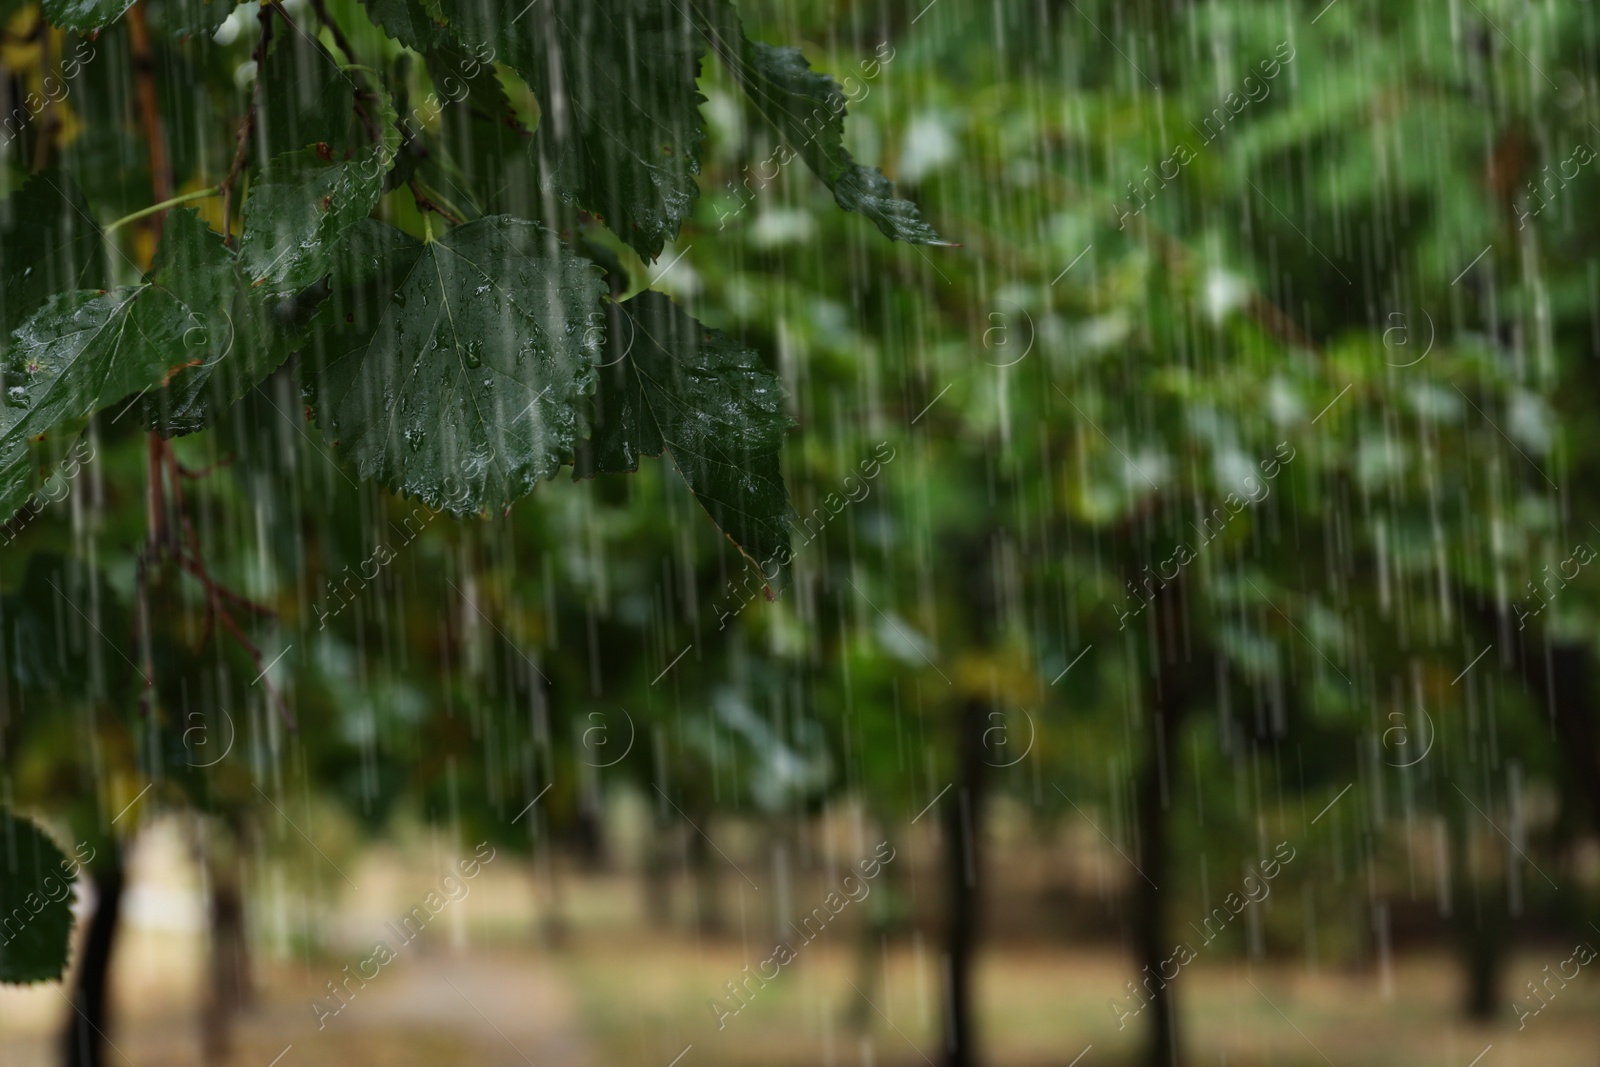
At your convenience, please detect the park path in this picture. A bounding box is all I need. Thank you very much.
[350,951,593,1067]
[0,949,595,1067]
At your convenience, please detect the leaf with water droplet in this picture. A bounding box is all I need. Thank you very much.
[255,33,366,160]
[0,172,105,340]
[575,290,794,591]
[1,210,246,516]
[39,0,133,31]
[358,0,449,52]
[301,216,607,514]
[450,0,706,262]
[693,0,948,246]
[140,211,300,437]
[240,147,386,296]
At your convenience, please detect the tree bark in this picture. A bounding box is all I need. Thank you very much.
[1130,564,1197,1067]
[62,856,125,1067]
[201,844,252,1066]
[687,809,723,936]
[942,697,987,1067]
[1133,692,1183,1067]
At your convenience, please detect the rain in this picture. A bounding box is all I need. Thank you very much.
[0,0,1595,1066]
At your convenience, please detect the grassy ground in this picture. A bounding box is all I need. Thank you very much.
[1,828,1596,1067]
[553,930,1598,1067]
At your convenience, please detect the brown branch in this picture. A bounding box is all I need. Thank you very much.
[129,0,171,716]
[31,30,60,172]
[409,180,466,225]
[163,443,291,729]
[307,0,360,66]
[177,456,235,479]
[126,2,172,241]
[276,0,381,149]
[221,3,275,247]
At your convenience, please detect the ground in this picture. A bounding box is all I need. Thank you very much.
[0,823,1595,1066]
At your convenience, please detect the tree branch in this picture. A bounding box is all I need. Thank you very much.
[125,2,172,242]
[221,3,275,246]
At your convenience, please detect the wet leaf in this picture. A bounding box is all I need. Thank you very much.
[576,290,793,588]
[40,0,132,31]
[456,0,707,262]
[240,147,386,296]
[0,809,77,984]
[358,0,448,53]
[302,216,608,514]
[693,0,947,245]
[0,172,105,340]
[141,210,299,437]
[2,210,249,509]
[255,34,363,160]
[145,0,237,37]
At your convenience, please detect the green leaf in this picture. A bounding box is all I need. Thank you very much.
[5,554,133,699]
[693,0,947,245]
[358,0,448,52]
[0,810,77,984]
[302,216,608,514]
[141,210,296,437]
[0,172,105,339]
[255,35,362,160]
[576,290,793,586]
[462,0,707,263]
[41,0,132,32]
[0,210,239,505]
[423,46,538,219]
[145,0,238,37]
[240,147,386,296]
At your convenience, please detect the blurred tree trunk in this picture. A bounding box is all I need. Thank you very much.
[687,807,723,936]
[574,790,606,871]
[1133,671,1190,1064]
[1132,701,1182,1067]
[1456,588,1600,1023]
[643,806,674,926]
[201,829,253,1067]
[942,697,987,1067]
[62,853,125,1067]
[1445,800,1504,1021]
[539,856,570,947]
[941,528,1007,1067]
[1131,566,1196,1067]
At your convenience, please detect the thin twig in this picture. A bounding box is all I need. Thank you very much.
[307,0,360,65]
[275,0,379,145]
[177,456,236,479]
[31,29,59,172]
[126,2,173,237]
[221,3,275,246]
[409,180,466,225]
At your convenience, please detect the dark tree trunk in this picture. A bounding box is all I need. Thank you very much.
[941,525,1009,1067]
[1133,692,1183,1067]
[1445,793,1505,1021]
[643,812,674,926]
[1456,586,1600,830]
[201,848,252,1066]
[687,810,722,936]
[1451,587,1596,1024]
[1130,562,1197,1067]
[943,697,987,1067]
[63,857,125,1067]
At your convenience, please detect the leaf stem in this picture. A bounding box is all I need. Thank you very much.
[104,187,223,236]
